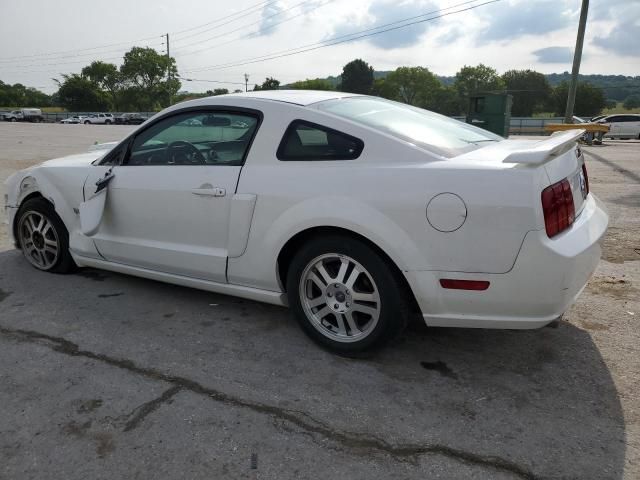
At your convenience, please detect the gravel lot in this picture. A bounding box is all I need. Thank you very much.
[1,123,638,479]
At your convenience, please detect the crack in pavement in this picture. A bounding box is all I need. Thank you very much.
[0,325,538,480]
[123,386,182,432]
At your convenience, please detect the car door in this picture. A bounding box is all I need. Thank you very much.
[87,108,261,283]
[621,115,640,138]
[604,116,622,137]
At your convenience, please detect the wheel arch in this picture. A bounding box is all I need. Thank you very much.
[276,226,421,314]
[12,191,45,248]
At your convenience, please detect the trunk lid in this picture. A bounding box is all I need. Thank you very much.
[455,130,588,218]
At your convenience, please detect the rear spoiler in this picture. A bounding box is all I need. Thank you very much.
[503,129,584,165]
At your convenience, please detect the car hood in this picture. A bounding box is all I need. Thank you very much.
[37,150,108,168]
[35,141,118,168]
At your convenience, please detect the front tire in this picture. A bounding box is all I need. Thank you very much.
[286,235,409,354]
[84,121,90,125]
[16,198,76,273]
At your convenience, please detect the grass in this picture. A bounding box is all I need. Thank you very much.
[532,102,640,119]
[602,102,640,115]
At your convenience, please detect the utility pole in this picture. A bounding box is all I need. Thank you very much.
[244,73,249,92]
[166,33,171,106]
[564,0,589,124]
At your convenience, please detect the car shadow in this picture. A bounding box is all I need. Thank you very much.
[0,250,626,479]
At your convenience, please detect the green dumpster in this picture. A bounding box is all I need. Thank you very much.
[466,92,513,137]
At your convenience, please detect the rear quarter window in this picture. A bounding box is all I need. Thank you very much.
[277,120,364,161]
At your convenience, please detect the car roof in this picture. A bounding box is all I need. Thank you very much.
[213,90,360,106]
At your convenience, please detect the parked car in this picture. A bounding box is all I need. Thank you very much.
[83,113,114,125]
[3,91,608,353]
[596,114,640,139]
[3,108,44,123]
[114,113,148,125]
[60,115,86,124]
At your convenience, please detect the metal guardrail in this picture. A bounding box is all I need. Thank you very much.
[509,117,564,136]
[452,116,562,136]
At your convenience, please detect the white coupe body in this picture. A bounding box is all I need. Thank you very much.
[4,91,608,352]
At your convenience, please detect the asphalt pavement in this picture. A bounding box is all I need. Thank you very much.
[1,124,638,479]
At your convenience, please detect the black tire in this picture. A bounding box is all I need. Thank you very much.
[16,198,76,274]
[10,117,16,122]
[286,235,409,354]
[105,120,111,125]
[84,120,90,125]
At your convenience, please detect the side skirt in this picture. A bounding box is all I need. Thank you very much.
[71,253,288,307]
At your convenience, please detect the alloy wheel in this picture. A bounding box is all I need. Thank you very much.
[299,253,381,343]
[18,210,60,270]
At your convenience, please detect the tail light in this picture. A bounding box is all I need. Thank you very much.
[582,163,589,196]
[440,279,490,291]
[541,179,575,238]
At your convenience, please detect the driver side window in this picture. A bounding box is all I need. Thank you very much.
[126,110,259,166]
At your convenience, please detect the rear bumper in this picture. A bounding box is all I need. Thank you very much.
[406,194,608,329]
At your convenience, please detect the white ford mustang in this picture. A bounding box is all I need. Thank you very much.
[4,91,608,353]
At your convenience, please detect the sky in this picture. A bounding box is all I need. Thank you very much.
[0,0,639,94]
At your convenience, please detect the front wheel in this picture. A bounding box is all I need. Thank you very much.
[84,120,90,125]
[16,198,76,273]
[286,235,409,354]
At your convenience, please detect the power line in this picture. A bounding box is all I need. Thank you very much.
[172,0,282,42]
[0,42,164,68]
[172,0,315,52]
[0,1,277,63]
[0,34,163,62]
[178,76,247,86]
[183,0,500,74]
[174,0,335,58]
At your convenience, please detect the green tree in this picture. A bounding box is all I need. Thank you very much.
[82,61,121,109]
[54,74,108,111]
[550,81,607,117]
[383,66,441,107]
[501,69,551,116]
[454,64,505,98]
[371,77,397,100]
[623,94,640,110]
[255,77,280,90]
[430,86,465,116]
[0,81,51,107]
[289,78,334,90]
[120,47,180,110]
[339,59,374,94]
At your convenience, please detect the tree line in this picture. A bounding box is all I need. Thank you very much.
[2,49,635,117]
[277,59,610,117]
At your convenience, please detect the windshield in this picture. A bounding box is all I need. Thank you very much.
[315,97,502,158]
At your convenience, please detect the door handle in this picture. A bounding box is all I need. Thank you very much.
[192,187,226,197]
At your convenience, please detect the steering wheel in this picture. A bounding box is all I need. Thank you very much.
[166,140,207,165]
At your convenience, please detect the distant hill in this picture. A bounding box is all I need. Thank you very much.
[545,73,640,101]
[290,71,640,101]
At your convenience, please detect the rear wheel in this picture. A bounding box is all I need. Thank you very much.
[84,120,90,125]
[16,198,76,273]
[105,120,111,125]
[286,235,409,354]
